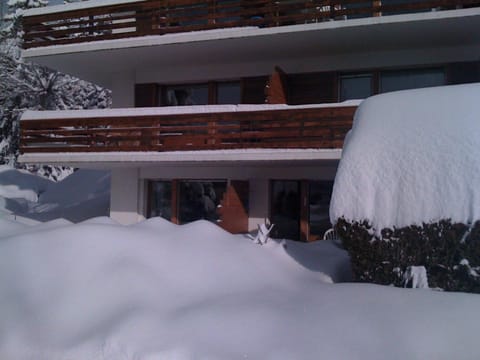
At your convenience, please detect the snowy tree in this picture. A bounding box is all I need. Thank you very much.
[0,0,111,179]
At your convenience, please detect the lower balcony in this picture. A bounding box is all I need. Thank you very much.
[19,104,358,156]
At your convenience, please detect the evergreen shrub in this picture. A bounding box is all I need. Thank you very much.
[336,218,480,293]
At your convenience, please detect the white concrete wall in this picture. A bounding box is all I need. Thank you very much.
[111,71,135,108]
[110,167,144,224]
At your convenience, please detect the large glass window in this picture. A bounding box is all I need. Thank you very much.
[309,181,334,239]
[270,180,301,241]
[339,73,373,101]
[217,81,241,104]
[148,181,172,220]
[380,68,445,93]
[162,82,242,106]
[178,180,227,224]
[163,84,209,106]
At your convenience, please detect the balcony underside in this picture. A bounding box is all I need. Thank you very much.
[19,104,357,165]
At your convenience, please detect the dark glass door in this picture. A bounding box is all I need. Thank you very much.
[308,181,334,240]
[270,180,300,241]
[148,180,172,220]
[178,180,227,224]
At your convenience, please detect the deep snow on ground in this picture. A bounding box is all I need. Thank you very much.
[0,166,479,359]
[0,218,479,360]
[330,84,480,233]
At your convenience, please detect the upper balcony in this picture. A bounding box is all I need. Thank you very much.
[18,103,358,166]
[22,0,480,49]
[21,0,480,87]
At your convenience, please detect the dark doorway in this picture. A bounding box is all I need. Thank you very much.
[270,180,301,241]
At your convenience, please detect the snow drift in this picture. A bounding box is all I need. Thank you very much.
[330,83,480,231]
[0,218,479,360]
[0,166,110,222]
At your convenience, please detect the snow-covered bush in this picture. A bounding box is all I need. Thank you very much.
[330,84,480,293]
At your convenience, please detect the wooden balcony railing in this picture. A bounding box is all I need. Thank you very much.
[19,106,357,153]
[22,0,480,49]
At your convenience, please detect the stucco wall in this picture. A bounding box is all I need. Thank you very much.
[110,167,144,224]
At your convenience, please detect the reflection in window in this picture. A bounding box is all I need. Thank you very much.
[309,181,334,239]
[178,181,227,224]
[270,180,300,241]
[148,181,172,220]
[217,81,241,104]
[164,84,209,106]
[381,0,431,16]
[339,73,373,101]
[380,68,445,93]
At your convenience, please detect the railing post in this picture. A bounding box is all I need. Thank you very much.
[207,118,217,146]
[208,0,216,25]
[373,0,382,17]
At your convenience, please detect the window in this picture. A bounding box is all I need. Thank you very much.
[380,68,445,93]
[148,181,172,220]
[339,73,373,101]
[270,180,301,241]
[337,67,446,101]
[178,180,227,224]
[161,81,241,106]
[217,81,241,104]
[308,181,334,239]
[163,84,209,106]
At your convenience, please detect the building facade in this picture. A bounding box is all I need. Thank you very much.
[19,0,480,240]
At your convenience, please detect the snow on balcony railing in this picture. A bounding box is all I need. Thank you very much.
[22,0,480,49]
[19,103,359,153]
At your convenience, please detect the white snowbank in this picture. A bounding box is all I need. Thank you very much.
[0,166,110,222]
[0,218,479,359]
[0,166,51,202]
[1,165,480,359]
[330,84,480,232]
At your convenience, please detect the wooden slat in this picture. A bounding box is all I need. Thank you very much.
[19,106,357,153]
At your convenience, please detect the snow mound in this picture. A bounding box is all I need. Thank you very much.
[0,168,110,223]
[330,83,480,232]
[0,165,51,202]
[0,218,479,359]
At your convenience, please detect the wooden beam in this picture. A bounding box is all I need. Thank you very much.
[300,180,309,242]
[171,179,179,225]
[266,66,289,104]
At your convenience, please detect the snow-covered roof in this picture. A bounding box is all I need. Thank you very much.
[330,83,480,232]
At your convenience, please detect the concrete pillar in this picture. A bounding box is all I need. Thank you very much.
[248,178,270,231]
[111,71,135,108]
[110,168,144,225]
